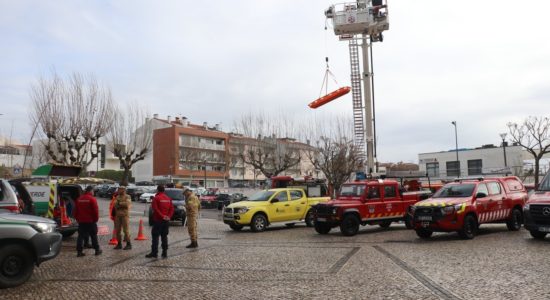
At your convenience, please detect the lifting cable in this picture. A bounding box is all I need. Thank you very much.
[318,57,340,98]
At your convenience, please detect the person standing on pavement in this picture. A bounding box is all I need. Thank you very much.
[113,186,132,250]
[73,186,102,257]
[183,188,200,248]
[146,185,174,259]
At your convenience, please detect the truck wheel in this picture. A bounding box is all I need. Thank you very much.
[305,210,314,227]
[530,230,547,240]
[458,214,477,239]
[340,214,360,236]
[250,214,268,232]
[506,208,522,231]
[0,244,35,289]
[379,221,392,229]
[229,224,243,231]
[404,214,414,229]
[314,222,331,234]
[415,228,433,239]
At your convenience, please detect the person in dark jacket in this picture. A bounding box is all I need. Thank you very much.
[146,185,174,258]
[73,186,102,257]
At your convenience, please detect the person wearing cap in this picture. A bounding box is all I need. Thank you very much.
[113,185,132,250]
[73,186,102,257]
[146,185,174,258]
[183,188,200,248]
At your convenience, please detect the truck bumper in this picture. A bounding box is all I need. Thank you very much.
[523,210,550,232]
[31,232,63,265]
[413,213,463,232]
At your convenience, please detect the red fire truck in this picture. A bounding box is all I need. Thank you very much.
[312,179,431,236]
[409,176,527,239]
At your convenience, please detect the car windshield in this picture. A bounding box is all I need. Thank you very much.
[165,189,184,200]
[339,185,365,196]
[539,174,550,191]
[248,190,276,201]
[433,184,476,198]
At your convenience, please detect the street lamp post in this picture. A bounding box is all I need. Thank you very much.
[500,133,508,174]
[203,160,207,188]
[451,121,460,177]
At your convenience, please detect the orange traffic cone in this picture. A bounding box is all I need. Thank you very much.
[108,227,118,245]
[135,219,147,241]
[59,199,71,226]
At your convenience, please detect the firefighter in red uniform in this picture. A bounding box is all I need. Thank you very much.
[73,186,102,257]
[146,185,174,258]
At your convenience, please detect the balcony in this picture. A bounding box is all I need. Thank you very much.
[180,141,225,151]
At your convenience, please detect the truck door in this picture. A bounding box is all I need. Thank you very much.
[365,185,382,220]
[267,190,290,222]
[487,181,508,221]
[382,184,403,218]
[286,189,307,220]
[474,183,492,224]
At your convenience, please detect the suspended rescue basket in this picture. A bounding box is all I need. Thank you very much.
[308,57,351,109]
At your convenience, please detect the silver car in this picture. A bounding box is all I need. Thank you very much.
[0,212,62,288]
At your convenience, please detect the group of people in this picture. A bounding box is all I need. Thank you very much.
[72,184,201,258]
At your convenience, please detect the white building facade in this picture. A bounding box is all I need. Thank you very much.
[418,144,524,180]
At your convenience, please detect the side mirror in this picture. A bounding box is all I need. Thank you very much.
[270,198,279,203]
[476,192,487,198]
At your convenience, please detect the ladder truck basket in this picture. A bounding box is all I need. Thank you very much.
[326,1,389,36]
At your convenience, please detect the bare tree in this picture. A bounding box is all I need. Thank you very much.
[107,104,152,185]
[233,112,301,178]
[304,116,364,197]
[29,72,114,168]
[507,116,550,188]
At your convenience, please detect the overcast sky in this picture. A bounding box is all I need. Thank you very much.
[1,0,549,163]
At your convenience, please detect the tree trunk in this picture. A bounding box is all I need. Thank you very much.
[535,159,541,189]
[121,167,130,186]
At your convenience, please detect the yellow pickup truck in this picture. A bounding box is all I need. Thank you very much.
[222,188,330,232]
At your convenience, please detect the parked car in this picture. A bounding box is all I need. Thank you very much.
[216,193,233,210]
[410,176,527,239]
[127,187,146,202]
[313,179,430,236]
[0,212,62,288]
[223,188,330,232]
[104,186,118,199]
[0,180,25,213]
[231,193,247,203]
[139,188,157,203]
[148,188,186,226]
[524,174,550,239]
[96,184,113,198]
[200,188,219,208]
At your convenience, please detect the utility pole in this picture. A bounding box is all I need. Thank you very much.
[451,121,460,177]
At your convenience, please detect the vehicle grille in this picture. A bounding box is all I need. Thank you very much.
[530,205,550,225]
[414,206,444,220]
[224,208,233,214]
[315,205,333,216]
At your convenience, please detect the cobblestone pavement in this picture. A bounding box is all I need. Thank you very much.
[3,204,550,299]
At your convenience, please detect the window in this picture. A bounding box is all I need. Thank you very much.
[384,186,396,198]
[289,190,303,200]
[505,178,525,192]
[446,161,460,177]
[367,186,380,200]
[340,185,366,197]
[426,162,439,177]
[468,159,482,176]
[274,191,288,202]
[487,182,502,195]
[476,184,489,197]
